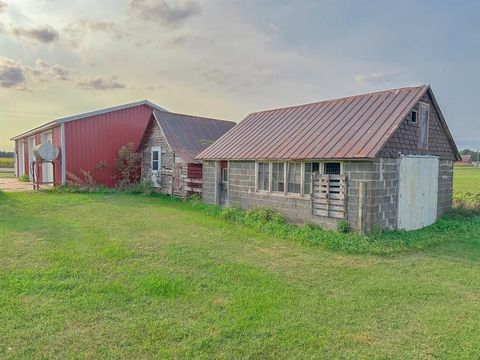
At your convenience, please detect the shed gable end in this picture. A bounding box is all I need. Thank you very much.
[377,92,457,161]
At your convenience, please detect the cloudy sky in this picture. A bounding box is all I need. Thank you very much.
[0,0,479,150]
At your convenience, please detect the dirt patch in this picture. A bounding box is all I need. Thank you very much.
[0,177,33,192]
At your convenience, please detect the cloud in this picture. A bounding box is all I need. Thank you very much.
[128,0,201,26]
[64,20,126,48]
[76,76,125,90]
[0,1,6,14]
[12,25,59,43]
[353,71,400,87]
[34,60,70,80]
[0,57,27,89]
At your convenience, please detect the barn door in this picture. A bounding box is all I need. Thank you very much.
[311,173,347,219]
[397,155,439,230]
[173,163,183,195]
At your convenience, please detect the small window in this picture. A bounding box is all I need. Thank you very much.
[221,168,228,182]
[287,162,301,193]
[304,162,320,194]
[152,150,160,171]
[411,110,417,124]
[257,162,269,191]
[324,162,341,175]
[272,162,285,192]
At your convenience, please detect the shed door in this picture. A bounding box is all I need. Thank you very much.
[18,141,25,176]
[397,155,439,230]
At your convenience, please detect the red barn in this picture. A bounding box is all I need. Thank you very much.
[11,100,166,187]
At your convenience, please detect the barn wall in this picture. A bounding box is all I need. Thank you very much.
[202,161,217,204]
[65,105,153,187]
[378,93,457,161]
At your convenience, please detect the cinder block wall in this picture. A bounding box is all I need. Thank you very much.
[438,160,454,216]
[202,161,217,204]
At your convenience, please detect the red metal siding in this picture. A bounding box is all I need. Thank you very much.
[64,105,153,187]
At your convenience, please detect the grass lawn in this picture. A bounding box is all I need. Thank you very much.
[454,165,480,193]
[1,192,479,358]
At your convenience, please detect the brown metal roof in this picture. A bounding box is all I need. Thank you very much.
[197,85,436,160]
[153,110,235,163]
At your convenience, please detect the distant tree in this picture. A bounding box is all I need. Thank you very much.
[0,151,14,158]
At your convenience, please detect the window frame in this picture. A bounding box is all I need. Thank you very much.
[304,161,321,196]
[286,162,302,195]
[323,161,342,175]
[410,110,417,124]
[271,161,285,193]
[151,146,161,172]
[256,161,270,192]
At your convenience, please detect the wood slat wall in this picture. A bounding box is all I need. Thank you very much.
[311,174,347,219]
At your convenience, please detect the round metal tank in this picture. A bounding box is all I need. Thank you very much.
[33,142,59,161]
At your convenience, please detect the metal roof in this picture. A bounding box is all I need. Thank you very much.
[197,84,448,160]
[10,100,166,141]
[153,110,236,163]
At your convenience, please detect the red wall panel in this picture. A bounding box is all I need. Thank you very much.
[64,105,153,187]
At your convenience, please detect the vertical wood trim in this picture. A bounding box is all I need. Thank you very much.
[283,162,287,195]
[300,162,305,197]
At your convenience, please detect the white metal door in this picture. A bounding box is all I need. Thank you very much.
[41,132,53,183]
[151,146,161,187]
[28,136,36,181]
[397,155,439,230]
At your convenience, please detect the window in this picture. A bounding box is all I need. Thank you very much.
[257,162,269,191]
[411,110,417,124]
[272,162,285,192]
[324,162,341,175]
[419,103,429,148]
[304,162,320,194]
[287,162,301,193]
[221,167,228,182]
[152,149,160,171]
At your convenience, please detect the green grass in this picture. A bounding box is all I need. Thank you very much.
[454,165,480,193]
[0,157,14,168]
[1,191,480,359]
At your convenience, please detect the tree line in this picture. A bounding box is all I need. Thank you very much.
[0,151,14,158]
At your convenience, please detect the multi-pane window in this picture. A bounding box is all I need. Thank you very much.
[152,150,160,171]
[324,162,340,175]
[257,162,269,191]
[272,162,285,192]
[419,103,429,148]
[287,162,301,193]
[304,162,320,194]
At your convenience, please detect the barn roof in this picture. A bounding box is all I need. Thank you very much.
[10,100,166,141]
[197,84,458,160]
[153,110,236,163]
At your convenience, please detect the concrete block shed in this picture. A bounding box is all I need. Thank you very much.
[197,85,460,232]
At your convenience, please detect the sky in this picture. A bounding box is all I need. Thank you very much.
[0,0,479,151]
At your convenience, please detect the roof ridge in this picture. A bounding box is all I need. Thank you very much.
[154,109,235,124]
[247,84,429,117]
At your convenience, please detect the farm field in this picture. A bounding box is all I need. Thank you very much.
[0,191,479,359]
[0,157,14,168]
[454,165,480,193]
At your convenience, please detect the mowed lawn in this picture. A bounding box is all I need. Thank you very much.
[1,192,480,359]
[454,165,480,193]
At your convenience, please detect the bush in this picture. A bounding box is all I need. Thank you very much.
[115,143,142,190]
[453,191,480,212]
[18,175,29,182]
[124,178,155,195]
[244,207,286,226]
[65,170,107,193]
[336,219,351,233]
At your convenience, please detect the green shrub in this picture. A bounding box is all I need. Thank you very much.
[453,191,480,212]
[336,219,351,233]
[125,178,155,195]
[18,175,29,182]
[244,207,286,226]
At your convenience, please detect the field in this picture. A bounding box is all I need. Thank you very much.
[1,191,480,359]
[0,157,14,168]
[454,165,480,193]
